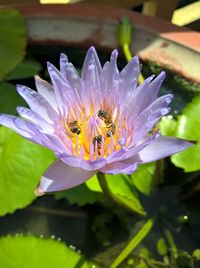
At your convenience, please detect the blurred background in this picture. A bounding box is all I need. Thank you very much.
[0,0,199,29]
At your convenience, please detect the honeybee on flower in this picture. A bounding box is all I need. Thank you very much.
[0,47,192,195]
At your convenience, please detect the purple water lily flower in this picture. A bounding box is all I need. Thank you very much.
[0,47,192,195]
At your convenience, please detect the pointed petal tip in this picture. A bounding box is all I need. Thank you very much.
[16,84,24,90]
[47,61,55,71]
[60,52,67,59]
[159,70,166,80]
[85,46,98,58]
[34,187,46,197]
[132,55,139,62]
[47,61,51,68]
[111,49,118,58]
[16,84,26,95]
[16,106,22,114]
[34,74,40,80]
[182,138,197,146]
[60,53,68,64]
[88,46,96,53]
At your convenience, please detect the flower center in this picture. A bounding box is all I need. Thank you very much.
[60,108,127,160]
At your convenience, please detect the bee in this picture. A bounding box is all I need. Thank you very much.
[98,109,108,119]
[106,123,116,137]
[69,120,81,135]
[98,109,116,137]
[93,135,102,155]
[98,110,112,125]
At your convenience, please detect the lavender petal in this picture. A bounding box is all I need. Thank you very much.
[60,53,81,90]
[35,75,59,112]
[35,159,96,195]
[138,136,193,163]
[100,160,139,174]
[119,55,140,100]
[81,46,102,80]
[0,114,33,139]
[16,85,57,122]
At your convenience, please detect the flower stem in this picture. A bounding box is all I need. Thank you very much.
[96,172,132,212]
[164,229,177,254]
[122,43,144,85]
[122,43,132,62]
[110,218,154,268]
[152,159,164,188]
[96,172,114,200]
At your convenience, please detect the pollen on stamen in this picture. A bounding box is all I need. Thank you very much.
[105,136,115,156]
[100,136,105,158]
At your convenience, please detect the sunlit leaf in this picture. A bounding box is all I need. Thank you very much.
[86,175,102,192]
[0,9,26,80]
[171,96,200,172]
[130,163,155,196]
[0,82,26,114]
[6,60,42,80]
[0,127,55,216]
[159,97,200,172]
[159,116,177,136]
[105,174,146,216]
[0,235,94,268]
[193,249,200,261]
[156,237,168,256]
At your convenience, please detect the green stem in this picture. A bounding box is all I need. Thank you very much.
[122,43,144,85]
[122,43,132,62]
[96,172,132,212]
[164,229,177,254]
[152,159,164,188]
[96,172,114,201]
[110,218,154,268]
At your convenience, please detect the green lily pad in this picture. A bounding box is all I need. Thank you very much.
[0,82,26,114]
[105,174,146,216]
[0,127,55,216]
[159,116,177,136]
[6,60,42,80]
[86,175,102,192]
[0,9,26,80]
[0,235,94,268]
[170,96,200,172]
[130,162,155,196]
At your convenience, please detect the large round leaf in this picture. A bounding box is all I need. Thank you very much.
[0,235,93,268]
[171,96,200,172]
[0,9,26,80]
[0,127,55,216]
[6,60,42,81]
[130,162,155,196]
[105,174,146,216]
[0,82,26,114]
